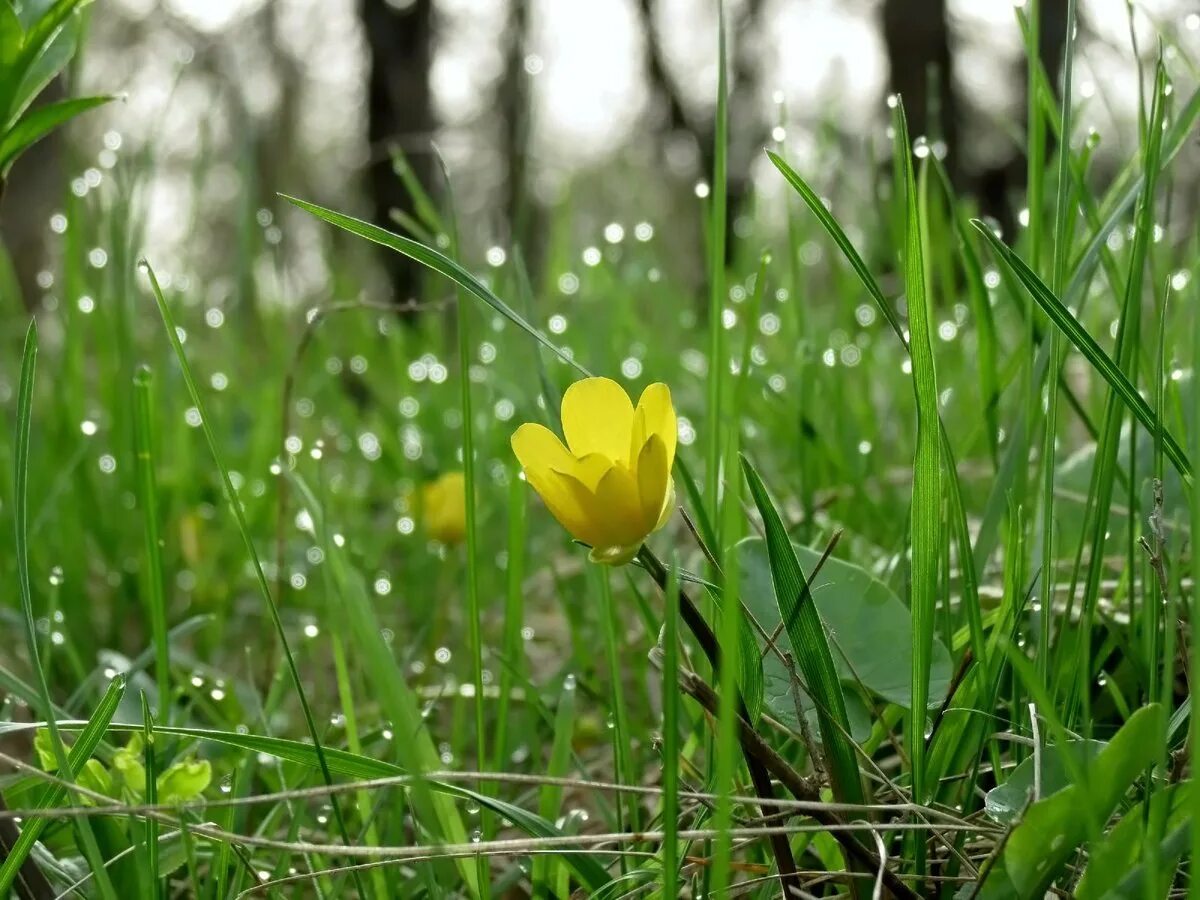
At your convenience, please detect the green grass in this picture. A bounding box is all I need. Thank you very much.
[2,4,1200,898]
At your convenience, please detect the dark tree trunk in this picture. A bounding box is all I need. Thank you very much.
[882,0,959,181]
[637,0,764,267]
[361,0,435,308]
[500,0,531,246]
[882,0,1069,237]
[0,80,65,312]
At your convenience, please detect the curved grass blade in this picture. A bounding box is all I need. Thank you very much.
[0,94,111,175]
[970,221,1191,483]
[2,320,118,900]
[282,194,578,371]
[0,676,125,894]
[140,262,367,897]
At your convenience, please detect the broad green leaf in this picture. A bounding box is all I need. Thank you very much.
[0,94,112,175]
[0,4,22,75]
[972,704,1164,899]
[738,537,953,714]
[1075,781,1191,899]
[983,740,1104,824]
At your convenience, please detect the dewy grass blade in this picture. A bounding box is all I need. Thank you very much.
[283,194,582,373]
[1069,56,1170,725]
[287,471,479,895]
[971,221,1191,483]
[140,262,367,897]
[0,672,125,895]
[444,175,488,895]
[705,0,728,539]
[133,365,170,721]
[597,566,633,868]
[140,692,161,900]
[710,380,741,894]
[894,101,942,822]
[492,471,527,776]
[2,320,118,900]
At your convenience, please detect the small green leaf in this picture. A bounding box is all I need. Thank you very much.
[33,727,59,771]
[112,737,148,797]
[156,759,212,805]
[983,740,1104,824]
[77,759,115,805]
[740,537,953,712]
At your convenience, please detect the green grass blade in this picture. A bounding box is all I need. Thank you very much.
[971,222,1191,483]
[661,559,681,897]
[132,365,170,721]
[139,262,365,895]
[140,692,161,900]
[705,0,728,534]
[0,94,111,175]
[894,100,942,821]
[287,471,477,894]
[0,676,125,894]
[283,194,581,372]
[532,673,577,894]
[3,319,118,900]
[739,454,863,805]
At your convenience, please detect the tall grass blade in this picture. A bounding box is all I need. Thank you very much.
[140,262,366,896]
[739,454,863,806]
[893,100,942,822]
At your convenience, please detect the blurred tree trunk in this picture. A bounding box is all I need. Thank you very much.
[881,0,959,180]
[361,0,435,309]
[500,0,531,246]
[637,0,765,267]
[0,81,64,312]
[882,0,1068,236]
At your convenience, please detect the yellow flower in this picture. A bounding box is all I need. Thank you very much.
[421,471,467,544]
[511,377,677,565]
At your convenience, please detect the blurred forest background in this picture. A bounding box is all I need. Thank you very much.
[3,0,1197,319]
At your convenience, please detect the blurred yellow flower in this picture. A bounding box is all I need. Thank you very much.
[421,471,467,544]
[511,377,677,565]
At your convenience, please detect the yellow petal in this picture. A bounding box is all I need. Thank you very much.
[591,466,647,548]
[630,383,677,471]
[655,478,676,531]
[511,424,597,541]
[555,464,645,552]
[635,434,671,532]
[562,377,635,464]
